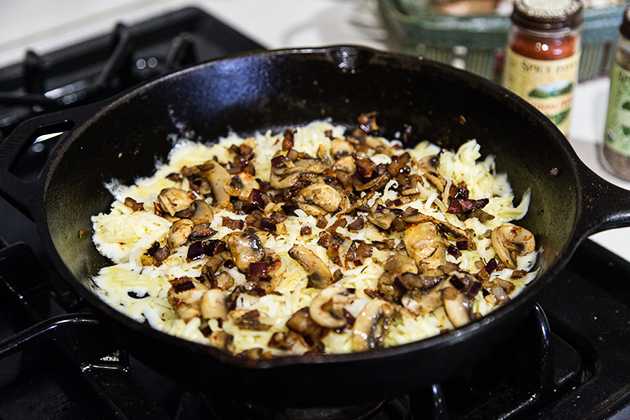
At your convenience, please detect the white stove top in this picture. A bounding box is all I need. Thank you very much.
[2,0,629,261]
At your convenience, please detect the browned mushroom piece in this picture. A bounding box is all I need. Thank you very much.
[229,309,271,331]
[351,299,396,351]
[286,307,324,347]
[268,331,303,351]
[208,331,234,351]
[332,155,356,174]
[189,199,214,224]
[215,272,235,291]
[288,244,333,289]
[377,272,401,301]
[269,171,304,189]
[167,277,210,322]
[200,162,232,208]
[442,286,471,327]
[418,155,447,192]
[401,279,447,316]
[294,182,343,216]
[158,188,193,216]
[491,225,535,269]
[226,228,266,272]
[200,289,230,320]
[434,220,472,243]
[309,286,356,328]
[167,219,194,249]
[367,204,398,230]
[330,138,355,158]
[486,282,512,306]
[397,270,444,291]
[377,253,420,300]
[224,172,260,201]
[403,222,446,269]
[364,136,393,156]
[384,253,418,275]
[272,157,329,176]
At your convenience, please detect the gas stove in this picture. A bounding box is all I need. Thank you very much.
[1,7,630,420]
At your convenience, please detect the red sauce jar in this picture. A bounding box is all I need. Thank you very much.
[502,0,583,135]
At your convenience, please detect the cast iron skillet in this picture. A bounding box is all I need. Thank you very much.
[1,46,630,407]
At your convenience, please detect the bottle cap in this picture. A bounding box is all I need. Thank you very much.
[512,0,583,32]
[620,6,630,40]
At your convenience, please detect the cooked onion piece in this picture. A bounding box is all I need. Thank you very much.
[92,119,537,357]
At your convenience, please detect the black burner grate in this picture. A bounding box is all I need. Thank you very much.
[0,7,263,141]
[0,240,611,420]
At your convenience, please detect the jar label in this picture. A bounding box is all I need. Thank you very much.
[604,62,630,157]
[502,48,581,135]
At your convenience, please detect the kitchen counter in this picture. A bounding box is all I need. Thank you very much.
[2,0,629,261]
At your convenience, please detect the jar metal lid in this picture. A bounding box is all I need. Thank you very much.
[620,6,630,40]
[512,0,584,32]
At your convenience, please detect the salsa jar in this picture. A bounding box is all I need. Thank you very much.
[603,6,630,181]
[502,0,583,135]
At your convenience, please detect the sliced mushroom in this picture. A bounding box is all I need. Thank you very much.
[332,155,356,174]
[189,199,214,224]
[309,286,356,328]
[208,331,234,351]
[269,171,304,189]
[168,219,194,249]
[288,244,333,289]
[294,182,342,215]
[167,278,209,322]
[364,136,393,156]
[403,222,446,269]
[491,225,535,269]
[226,228,266,272]
[229,309,271,331]
[384,253,418,275]
[367,204,397,230]
[158,188,193,216]
[442,286,471,328]
[401,210,433,224]
[201,162,231,208]
[224,172,260,201]
[352,299,396,351]
[272,157,329,176]
[286,307,323,347]
[398,271,444,291]
[418,155,446,192]
[268,331,303,351]
[215,272,235,291]
[485,282,511,305]
[330,138,355,158]
[434,220,472,243]
[401,280,447,316]
[200,289,229,320]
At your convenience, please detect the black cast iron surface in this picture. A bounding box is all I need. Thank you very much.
[2,239,629,419]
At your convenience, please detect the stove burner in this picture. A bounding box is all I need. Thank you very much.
[0,241,600,420]
[0,7,261,141]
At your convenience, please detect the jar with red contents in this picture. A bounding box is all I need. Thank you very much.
[502,0,583,135]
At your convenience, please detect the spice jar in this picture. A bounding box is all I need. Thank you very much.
[502,0,583,135]
[603,6,630,181]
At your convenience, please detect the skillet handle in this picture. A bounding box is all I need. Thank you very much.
[0,103,102,221]
[574,162,630,239]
